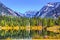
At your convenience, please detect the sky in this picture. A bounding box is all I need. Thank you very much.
[0,0,60,13]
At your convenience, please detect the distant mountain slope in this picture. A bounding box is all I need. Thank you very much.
[35,2,60,18]
[25,11,37,18]
[0,2,21,17]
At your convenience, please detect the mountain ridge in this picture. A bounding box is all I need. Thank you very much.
[0,2,60,18]
[34,2,60,18]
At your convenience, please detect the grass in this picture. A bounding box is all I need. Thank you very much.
[0,26,42,31]
[47,25,60,33]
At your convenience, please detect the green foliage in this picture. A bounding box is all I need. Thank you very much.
[47,18,55,27]
[57,16,60,25]
[30,18,37,26]
[42,18,47,26]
